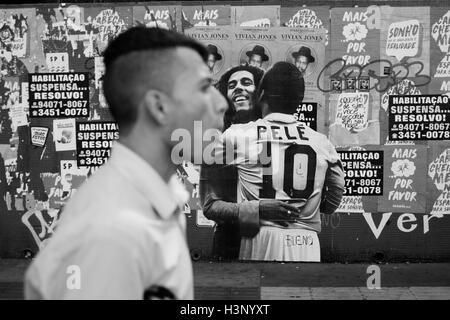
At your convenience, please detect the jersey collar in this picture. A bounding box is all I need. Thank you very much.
[263,112,297,124]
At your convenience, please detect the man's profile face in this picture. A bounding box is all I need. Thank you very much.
[227,70,255,111]
[249,54,262,68]
[295,55,309,75]
[168,48,227,160]
[207,54,216,71]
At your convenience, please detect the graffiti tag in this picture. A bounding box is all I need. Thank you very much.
[317,58,431,93]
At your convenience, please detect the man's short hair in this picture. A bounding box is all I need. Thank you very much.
[102,27,208,132]
[257,62,304,114]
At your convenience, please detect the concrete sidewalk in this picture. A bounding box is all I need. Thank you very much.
[193,261,450,300]
[1,259,450,300]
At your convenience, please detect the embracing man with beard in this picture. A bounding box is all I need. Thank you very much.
[200,65,302,260]
[210,62,345,261]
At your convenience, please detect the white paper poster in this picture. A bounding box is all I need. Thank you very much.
[53,118,76,151]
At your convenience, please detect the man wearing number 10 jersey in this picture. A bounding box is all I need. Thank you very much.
[213,62,345,261]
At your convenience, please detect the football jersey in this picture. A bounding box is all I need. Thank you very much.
[214,112,342,232]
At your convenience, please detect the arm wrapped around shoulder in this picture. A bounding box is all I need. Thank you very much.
[238,200,260,237]
[200,164,260,237]
[200,164,240,225]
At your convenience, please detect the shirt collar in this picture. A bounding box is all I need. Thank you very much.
[108,142,188,220]
[263,112,297,123]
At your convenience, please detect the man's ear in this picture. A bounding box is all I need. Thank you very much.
[143,90,171,125]
[259,98,270,117]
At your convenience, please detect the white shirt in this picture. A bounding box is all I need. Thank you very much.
[24,142,193,300]
[214,112,343,232]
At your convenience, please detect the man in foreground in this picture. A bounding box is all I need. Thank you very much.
[24,27,226,299]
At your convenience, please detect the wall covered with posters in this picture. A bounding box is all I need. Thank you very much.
[0,1,449,262]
